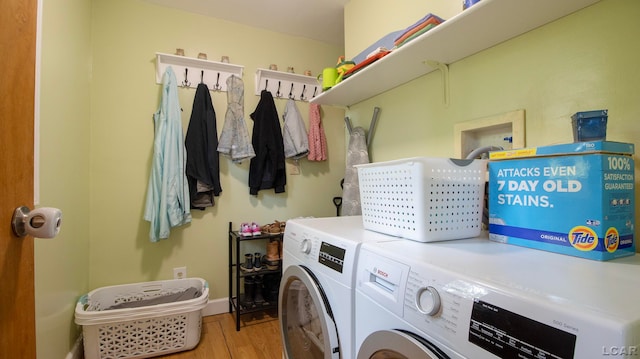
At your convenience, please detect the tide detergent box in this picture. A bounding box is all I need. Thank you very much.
[488,141,635,261]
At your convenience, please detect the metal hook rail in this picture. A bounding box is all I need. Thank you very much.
[156,52,244,92]
[255,68,319,102]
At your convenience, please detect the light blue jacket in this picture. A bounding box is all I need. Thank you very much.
[144,66,192,242]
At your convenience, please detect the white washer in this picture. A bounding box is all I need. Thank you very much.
[279,216,400,359]
[355,235,640,358]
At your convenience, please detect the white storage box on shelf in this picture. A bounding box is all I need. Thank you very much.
[75,278,209,359]
[356,157,487,242]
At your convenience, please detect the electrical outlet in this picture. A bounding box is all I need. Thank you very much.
[173,266,187,279]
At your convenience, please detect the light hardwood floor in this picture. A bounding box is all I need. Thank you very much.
[161,311,283,359]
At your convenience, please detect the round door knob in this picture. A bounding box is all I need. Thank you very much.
[415,286,441,316]
[300,238,312,254]
[11,206,62,239]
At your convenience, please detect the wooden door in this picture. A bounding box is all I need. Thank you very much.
[0,0,38,357]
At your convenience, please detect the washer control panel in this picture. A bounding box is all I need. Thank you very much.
[357,236,639,359]
[283,222,357,286]
[318,241,346,273]
[404,268,465,338]
[402,260,580,359]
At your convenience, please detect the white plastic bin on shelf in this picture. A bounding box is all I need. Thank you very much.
[356,157,487,242]
[75,278,209,359]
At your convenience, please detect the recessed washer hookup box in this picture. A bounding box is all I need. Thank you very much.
[488,141,635,261]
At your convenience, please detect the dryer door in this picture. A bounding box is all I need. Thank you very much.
[358,330,451,359]
[279,265,340,359]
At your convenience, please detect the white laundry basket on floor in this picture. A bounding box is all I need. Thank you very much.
[75,278,209,359]
[356,157,487,242]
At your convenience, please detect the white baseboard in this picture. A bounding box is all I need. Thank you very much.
[65,297,230,358]
[65,335,83,359]
[202,297,230,317]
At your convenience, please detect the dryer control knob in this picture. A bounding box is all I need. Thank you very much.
[415,286,441,316]
[300,238,312,254]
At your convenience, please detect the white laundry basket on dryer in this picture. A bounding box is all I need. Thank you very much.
[356,157,487,242]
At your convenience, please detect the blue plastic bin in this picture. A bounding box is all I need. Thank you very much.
[571,109,608,142]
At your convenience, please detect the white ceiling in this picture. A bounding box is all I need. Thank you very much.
[143,0,348,47]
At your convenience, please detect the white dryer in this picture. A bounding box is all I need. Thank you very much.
[279,216,400,359]
[355,236,640,358]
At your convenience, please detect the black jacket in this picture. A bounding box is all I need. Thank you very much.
[185,83,222,208]
[248,90,286,195]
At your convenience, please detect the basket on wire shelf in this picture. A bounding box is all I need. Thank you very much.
[74,277,209,359]
[356,157,487,242]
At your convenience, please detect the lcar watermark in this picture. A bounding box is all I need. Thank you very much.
[602,346,638,356]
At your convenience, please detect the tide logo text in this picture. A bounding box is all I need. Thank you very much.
[569,226,598,251]
[605,227,620,253]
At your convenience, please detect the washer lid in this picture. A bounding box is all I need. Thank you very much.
[357,330,451,359]
[279,265,340,359]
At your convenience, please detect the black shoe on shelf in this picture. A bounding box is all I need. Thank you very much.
[253,252,263,271]
[254,275,266,305]
[240,253,254,272]
[242,276,255,309]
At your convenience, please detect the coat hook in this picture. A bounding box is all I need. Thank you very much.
[200,70,204,84]
[312,86,317,98]
[182,68,191,87]
[213,72,222,91]
[276,81,282,98]
[300,84,307,101]
[288,83,295,99]
[264,79,269,91]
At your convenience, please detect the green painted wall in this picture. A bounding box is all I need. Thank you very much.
[343,0,639,246]
[35,0,92,357]
[344,0,640,159]
[35,0,640,357]
[87,0,345,294]
[36,0,343,357]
